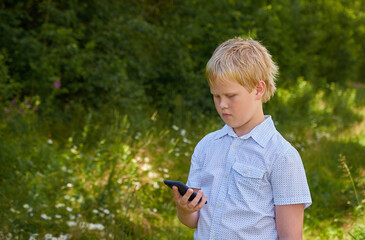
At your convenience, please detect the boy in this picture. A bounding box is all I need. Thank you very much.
[170,37,312,239]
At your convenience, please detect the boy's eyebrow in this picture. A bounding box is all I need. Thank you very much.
[210,91,238,95]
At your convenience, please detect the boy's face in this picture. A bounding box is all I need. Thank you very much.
[210,80,265,137]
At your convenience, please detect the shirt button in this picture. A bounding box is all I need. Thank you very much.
[211,234,216,239]
[243,169,248,174]
[224,174,228,178]
[217,203,222,208]
[233,144,237,149]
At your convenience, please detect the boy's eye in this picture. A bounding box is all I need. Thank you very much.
[227,94,236,98]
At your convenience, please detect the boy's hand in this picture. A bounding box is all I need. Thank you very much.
[172,186,207,213]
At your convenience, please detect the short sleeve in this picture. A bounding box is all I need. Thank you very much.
[186,138,206,189]
[271,147,312,209]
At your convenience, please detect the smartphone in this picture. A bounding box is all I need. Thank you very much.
[164,180,207,204]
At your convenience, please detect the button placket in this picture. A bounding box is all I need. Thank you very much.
[209,138,237,240]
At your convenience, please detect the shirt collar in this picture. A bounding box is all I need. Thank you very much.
[247,115,276,148]
[213,125,233,140]
[213,115,277,148]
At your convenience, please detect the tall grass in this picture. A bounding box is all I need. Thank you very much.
[0,81,364,239]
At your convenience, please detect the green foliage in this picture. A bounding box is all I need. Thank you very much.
[265,79,362,149]
[1,84,365,239]
[1,0,364,114]
[0,106,218,239]
[256,0,365,87]
[0,51,22,103]
[1,0,365,239]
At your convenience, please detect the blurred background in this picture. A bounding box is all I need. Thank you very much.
[0,0,364,239]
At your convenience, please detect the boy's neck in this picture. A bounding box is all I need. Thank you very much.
[233,110,265,137]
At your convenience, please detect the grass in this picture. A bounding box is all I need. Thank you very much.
[0,82,364,239]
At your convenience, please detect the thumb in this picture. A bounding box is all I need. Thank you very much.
[172,186,182,202]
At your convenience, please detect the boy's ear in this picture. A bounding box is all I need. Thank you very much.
[255,81,266,100]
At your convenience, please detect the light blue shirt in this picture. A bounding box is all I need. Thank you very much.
[187,116,312,240]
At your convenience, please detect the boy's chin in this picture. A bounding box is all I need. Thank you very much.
[221,118,234,126]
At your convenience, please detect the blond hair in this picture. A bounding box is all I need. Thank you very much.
[206,37,278,102]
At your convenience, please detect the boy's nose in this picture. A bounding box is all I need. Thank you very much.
[219,99,228,109]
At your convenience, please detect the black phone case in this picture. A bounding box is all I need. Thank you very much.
[164,180,207,204]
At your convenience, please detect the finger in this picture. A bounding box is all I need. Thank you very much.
[196,194,207,209]
[181,188,194,204]
[189,190,204,207]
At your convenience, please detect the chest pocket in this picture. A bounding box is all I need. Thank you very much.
[228,162,265,202]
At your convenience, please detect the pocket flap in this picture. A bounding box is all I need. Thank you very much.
[232,162,265,179]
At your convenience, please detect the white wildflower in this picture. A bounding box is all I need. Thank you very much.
[6,233,12,239]
[132,181,141,189]
[92,209,98,214]
[180,129,186,136]
[64,195,70,200]
[58,234,68,240]
[66,207,73,212]
[103,209,110,215]
[41,214,51,220]
[66,183,73,188]
[44,233,52,240]
[88,223,104,230]
[141,163,152,171]
[23,204,30,209]
[172,125,179,131]
[70,146,78,154]
[47,139,53,145]
[148,171,158,178]
[55,203,65,208]
[183,137,191,144]
[144,157,150,162]
[67,221,77,227]
[55,215,62,219]
[135,132,142,140]
[153,182,159,189]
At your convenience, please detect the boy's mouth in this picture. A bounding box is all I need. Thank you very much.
[222,113,231,118]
